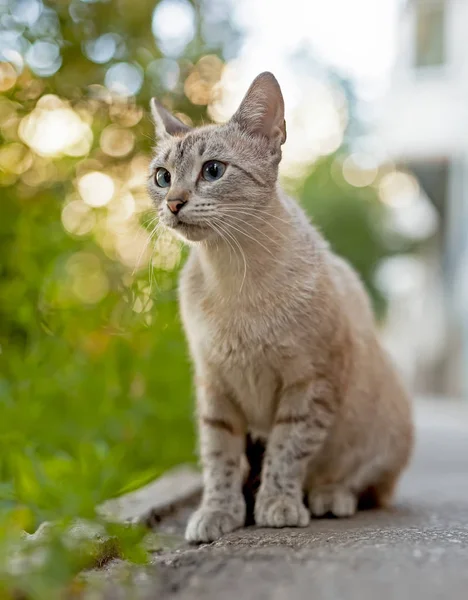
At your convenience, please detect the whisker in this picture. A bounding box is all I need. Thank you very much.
[183,201,291,228]
[198,206,291,243]
[210,217,241,261]
[140,211,160,227]
[214,218,275,258]
[217,204,292,226]
[215,212,284,246]
[210,217,248,293]
[206,218,235,266]
[132,218,162,276]
[148,223,165,296]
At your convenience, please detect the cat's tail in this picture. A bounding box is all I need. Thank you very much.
[358,472,401,510]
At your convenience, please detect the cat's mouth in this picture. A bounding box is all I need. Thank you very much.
[167,217,211,241]
[173,219,208,232]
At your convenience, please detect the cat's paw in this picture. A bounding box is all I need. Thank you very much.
[308,488,357,518]
[185,507,244,543]
[255,494,310,528]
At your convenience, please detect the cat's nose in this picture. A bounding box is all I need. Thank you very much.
[167,198,187,214]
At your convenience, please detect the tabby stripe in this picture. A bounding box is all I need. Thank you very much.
[312,415,329,430]
[177,134,197,160]
[313,396,335,415]
[292,449,312,461]
[231,164,265,186]
[275,414,309,425]
[202,417,235,434]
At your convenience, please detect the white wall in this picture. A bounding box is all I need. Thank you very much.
[377,0,468,396]
[378,0,468,160]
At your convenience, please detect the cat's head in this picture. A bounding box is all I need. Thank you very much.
[147,72,286,242]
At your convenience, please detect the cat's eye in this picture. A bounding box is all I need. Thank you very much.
[202,160,226,182]
[155,167,171,188]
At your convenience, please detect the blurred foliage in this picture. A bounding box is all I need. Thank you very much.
[298,152,423,318]
[0,0,418,596]
[300,154,391,317]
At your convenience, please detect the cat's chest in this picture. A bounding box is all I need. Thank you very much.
[217,331,279,434]
[190,304,284,434]
[226,358,278,435]
[194,298,282,364]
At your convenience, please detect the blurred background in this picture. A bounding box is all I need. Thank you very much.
[0,0,465,593]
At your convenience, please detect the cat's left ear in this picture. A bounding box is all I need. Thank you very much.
[150,98,192,139]
[230,72,286,145]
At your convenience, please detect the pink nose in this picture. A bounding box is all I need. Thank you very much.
[167,199,186,214]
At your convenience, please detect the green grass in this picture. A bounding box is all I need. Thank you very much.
[0,196,196,597]
[0,294,195,597]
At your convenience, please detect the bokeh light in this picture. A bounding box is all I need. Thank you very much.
[25,40,61,77]
[115,224,153,269]
[184,55,223,105]
[100,125,135,157]
[152,0,195,57]
[108,101,143,127]
[379,171,420,207]
[10,0,42,27]
[105,62,144,97]
[376,255,426,298]
[107,191,136,224]
[379,171,438,241]
[0,142,32,175]
[66,252,109,304]
[78,172,115,208]
[342,154,378,187]
[84,34,118,64]
[19,96,92,157]
[0,62,17,91]
[61,200,97,237]
[147,58,180,91]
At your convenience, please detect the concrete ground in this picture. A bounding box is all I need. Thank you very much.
[96,400,468,599]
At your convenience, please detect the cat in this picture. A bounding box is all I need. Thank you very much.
[147,72,414,543]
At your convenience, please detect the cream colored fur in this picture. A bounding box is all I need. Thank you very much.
[148,73,414,544]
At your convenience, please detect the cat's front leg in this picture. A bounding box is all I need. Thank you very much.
[255,379,337,528]
[185,380,246,543]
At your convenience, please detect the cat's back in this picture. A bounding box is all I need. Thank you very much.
[326,252,375,329]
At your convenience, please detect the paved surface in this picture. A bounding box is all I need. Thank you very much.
[95,401,468,599]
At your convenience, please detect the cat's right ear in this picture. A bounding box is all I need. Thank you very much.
[230,72,286,146]
[150,98,192,139]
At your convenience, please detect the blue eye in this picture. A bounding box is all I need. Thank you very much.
[202,160,226,182]
[155,167,171,188]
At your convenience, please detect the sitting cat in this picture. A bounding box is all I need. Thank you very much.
[147,72,414,543]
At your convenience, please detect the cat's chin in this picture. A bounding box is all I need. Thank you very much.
[169,221,213,243]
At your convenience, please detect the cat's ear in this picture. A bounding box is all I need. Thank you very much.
[231,72,286,145]
[150,98,192,138]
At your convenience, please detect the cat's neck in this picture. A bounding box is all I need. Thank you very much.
[195,191,298,293]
